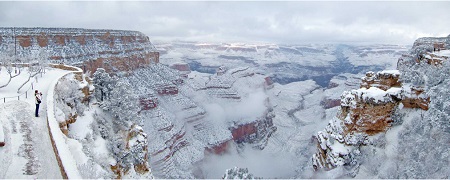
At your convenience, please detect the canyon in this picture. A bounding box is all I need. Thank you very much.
[1,27,449,178]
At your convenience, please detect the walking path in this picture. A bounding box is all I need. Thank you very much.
[0,67,71,179]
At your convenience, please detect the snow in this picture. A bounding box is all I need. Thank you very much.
[378,70,400,76]
[93,135,109,159]
[67,138,89,164]
[45,65,83,179]
[360,87,389,101]
[351,87,402,104]
[0,65,78,179]
[0,67,62,101]
[386,87,402,95]
[54,106,67,123]
[68,109,95,140]
[329,141,350,155]
[325,73,363,100]
[0,121,4,145]
[430,49,450,57]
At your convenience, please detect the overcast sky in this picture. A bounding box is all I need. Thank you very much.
[1,1,449,44]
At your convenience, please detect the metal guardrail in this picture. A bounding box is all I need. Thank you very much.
[1,68,44,103]
[1,63,83,178]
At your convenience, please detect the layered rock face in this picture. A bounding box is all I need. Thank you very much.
[0,28,159,74]
[111,125,152,179]
[312,70,429,173]
[126,64,276,178]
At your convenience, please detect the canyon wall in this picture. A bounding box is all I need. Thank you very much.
[125,64,276,178]
[312,34,450,177]
[0,27,159,74]
[312,70,430,173]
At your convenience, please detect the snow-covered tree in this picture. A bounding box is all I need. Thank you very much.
[0,44,19,88]
[371,49,450,178]
[106,79,140,128]
[54,75,86,116]
[223,167,257,179]
[93,68,114,101]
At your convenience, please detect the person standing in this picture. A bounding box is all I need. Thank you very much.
[35,90,42,117]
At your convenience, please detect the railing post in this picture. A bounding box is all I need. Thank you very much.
[26,91,27,99]
[3,98,5,103]
[18,96,19,100]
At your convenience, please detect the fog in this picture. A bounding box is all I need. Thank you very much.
[199,144,297,178]
[199,88,289,178]
[204,89,268,125]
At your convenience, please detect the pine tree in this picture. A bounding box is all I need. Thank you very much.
[107,79,140,128]
[93,68,114,102]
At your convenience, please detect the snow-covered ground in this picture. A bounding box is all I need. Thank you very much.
[0,66,72,179]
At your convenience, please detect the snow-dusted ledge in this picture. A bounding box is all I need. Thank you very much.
[46,64,82,179]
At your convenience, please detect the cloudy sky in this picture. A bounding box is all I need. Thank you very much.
[1,1,449,44]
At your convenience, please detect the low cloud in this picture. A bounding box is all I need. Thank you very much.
[0,1,449,44]
[204,89,268,126]
[200,144,297,178]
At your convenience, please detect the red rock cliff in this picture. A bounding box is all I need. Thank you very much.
[0,27,159,74]
[312,70,430,172]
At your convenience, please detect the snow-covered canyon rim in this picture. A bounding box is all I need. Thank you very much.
[0,27,160,74]
[1,26,449,179]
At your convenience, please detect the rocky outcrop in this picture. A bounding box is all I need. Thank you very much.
[59,113,78,135]
[0,27,159,74]
[230,110,276,148]
[339,87,402,135]
[402,86,430,110]
[264,76,274,89]
[231,122,257,143]
[139,95,158,111]
[205,140,230,155]
[398,35,449,67]
[312,70,430,173]
[126,125,151,174]
[205,108,276,155]
[111,125,151,179]
[360,70,401,91]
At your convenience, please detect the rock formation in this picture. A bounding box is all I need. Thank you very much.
[312,35,448,173]
[312,69,430,174]
[111,125,151,179]
[0,27,159,74]
[125,64,276,177]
